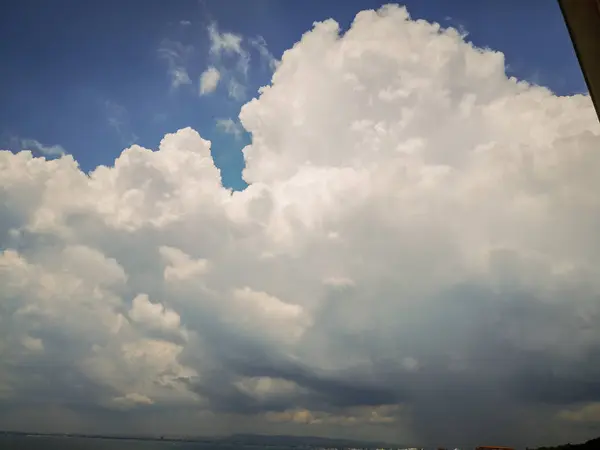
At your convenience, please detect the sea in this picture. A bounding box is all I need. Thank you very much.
[0,436,258,450]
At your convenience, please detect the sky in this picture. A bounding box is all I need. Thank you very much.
[0,0,599,447]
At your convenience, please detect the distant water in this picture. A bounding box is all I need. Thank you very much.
[0,436,241,450]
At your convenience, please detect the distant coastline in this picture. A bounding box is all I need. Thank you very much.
[0,431,400,448]
[2,430,599,450]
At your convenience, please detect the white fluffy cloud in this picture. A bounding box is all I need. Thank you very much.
[1,5,600,447]
[200,66,221,95]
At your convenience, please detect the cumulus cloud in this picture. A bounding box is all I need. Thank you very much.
[158,38,194,89]
[199,66,221,95]
[20,139,65,157]
[128,293,183,336]
[1,4,600,447]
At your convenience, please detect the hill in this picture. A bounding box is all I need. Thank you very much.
[533,437,600,450]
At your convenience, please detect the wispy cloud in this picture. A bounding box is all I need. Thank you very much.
[199,66,221,95]
[206,22,251,100]
[158,39,194,89]
[250,36,279,71]
[195,18,279,102]
[215,118,243,139]
[20,138,65,157]
[180,20,191,26]
[105,100,138,146]
[207,22,249,75]
[227,78,246,101]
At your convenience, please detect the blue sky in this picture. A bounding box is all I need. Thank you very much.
[0,0,585,191]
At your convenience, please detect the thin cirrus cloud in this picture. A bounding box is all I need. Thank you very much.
[216,117,244,139]
[206,22,249,100]
[1,4,600,447]
[249,36,279,71]
[163,18,278,100]
[20,138,66,157]
[207,22,250,76]
[201,21,276,101]
[158,38,194,89]
[227,78,246,101]
[105,99,138,146]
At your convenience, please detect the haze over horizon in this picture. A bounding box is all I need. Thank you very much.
[1,0,599,448]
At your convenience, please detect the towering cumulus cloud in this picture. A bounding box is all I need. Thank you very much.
[1,5,599,446]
